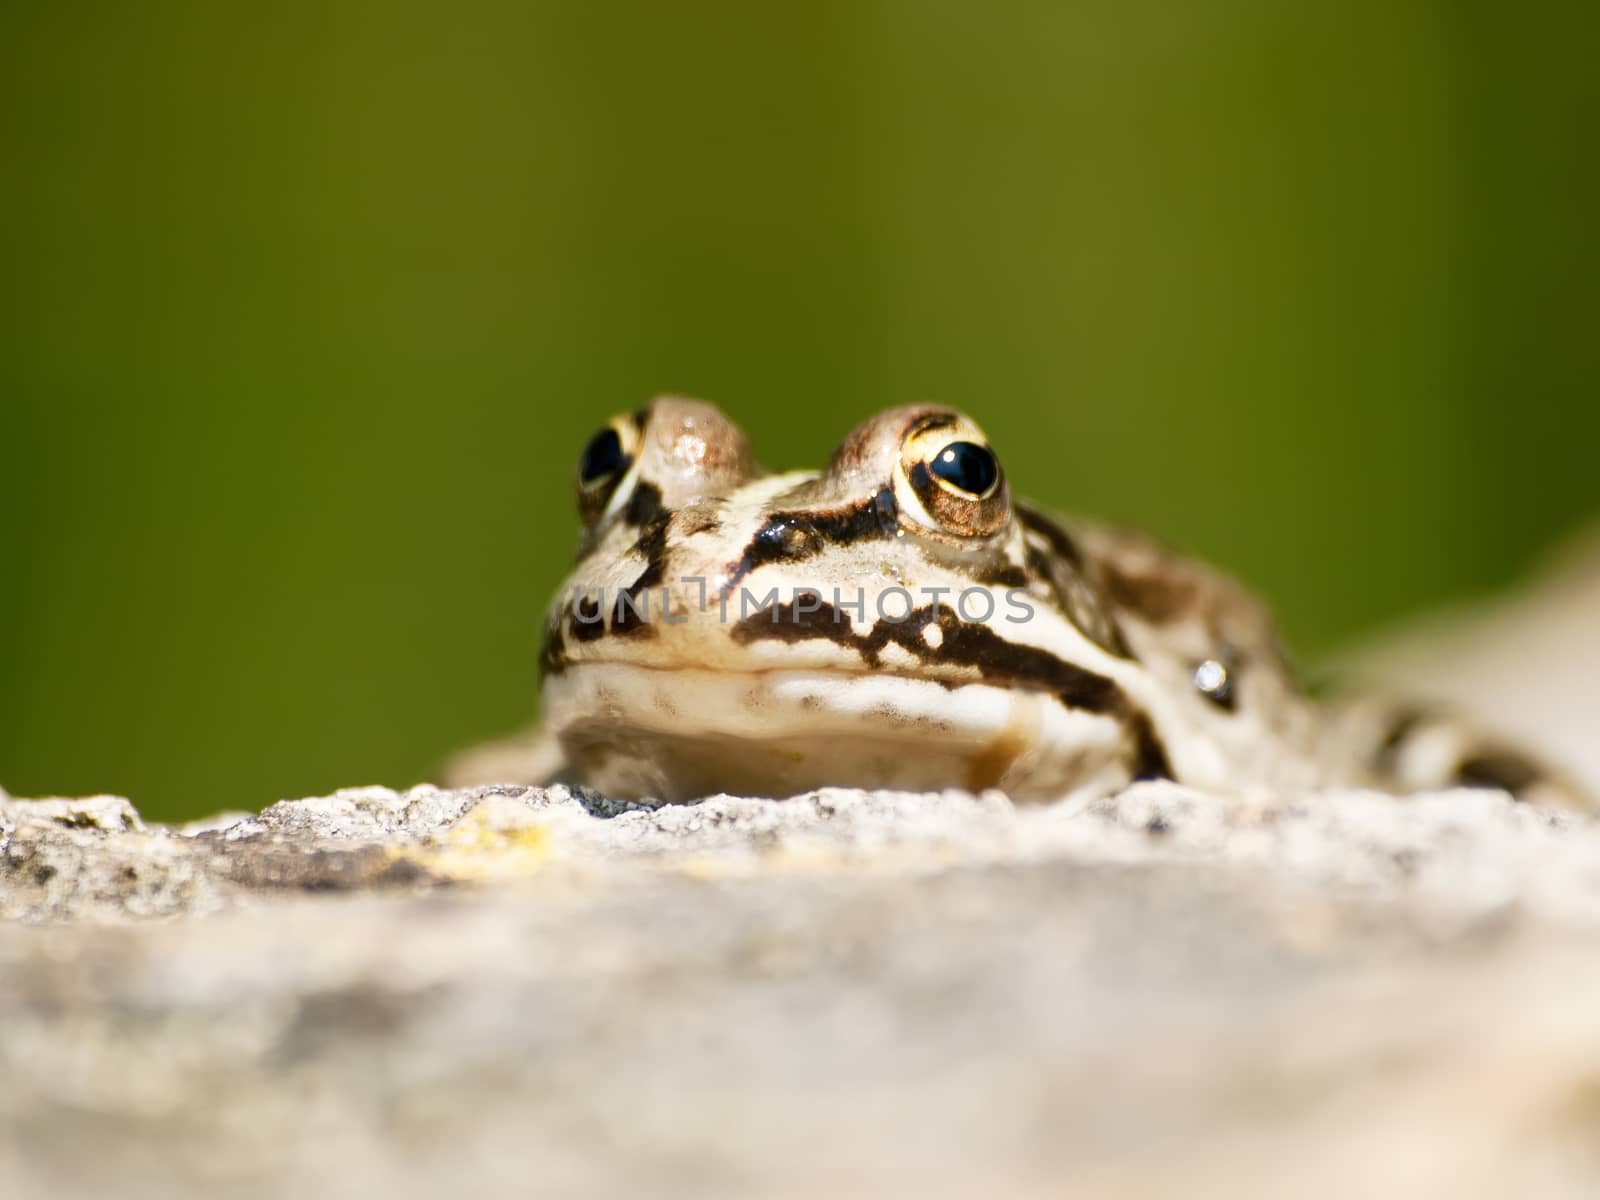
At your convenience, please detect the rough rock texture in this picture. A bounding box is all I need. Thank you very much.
[4,531,1600,1200]
[6,782,1600,1199]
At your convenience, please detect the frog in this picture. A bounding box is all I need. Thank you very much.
[450,396,1585,809]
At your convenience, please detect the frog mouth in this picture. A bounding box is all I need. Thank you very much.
[541,661,1130,803]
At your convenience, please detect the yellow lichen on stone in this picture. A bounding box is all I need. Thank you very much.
[388,799,552,883]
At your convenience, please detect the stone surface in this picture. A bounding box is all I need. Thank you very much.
[4,781,1600,1198]
[4,527,1599,1199]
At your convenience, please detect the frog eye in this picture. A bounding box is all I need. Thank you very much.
[575,412,643,522]
[578,428,625,488]
[928,441,1000,499]
[895,412,1011,540]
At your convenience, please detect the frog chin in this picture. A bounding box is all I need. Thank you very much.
[541,661,1132,804]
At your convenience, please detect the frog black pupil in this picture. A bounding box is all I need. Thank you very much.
[579,428,624,485]
[929,441,998,497]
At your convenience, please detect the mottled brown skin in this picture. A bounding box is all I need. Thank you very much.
[464,397,1585,808]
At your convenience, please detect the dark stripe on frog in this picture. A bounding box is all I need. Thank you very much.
[570,595,607,643]
[565,588,660,643]
[909,413,960,437]
[678,505,722,536]
[731,600,1116,704]
[1021,506,1198,630]
[726,593,881,657]
[1098,561,1202,626]
[887,607,1167,776]
[1370,708,1545,799]
[1023,544,1058,588]
[602,510,674,638]
[609,590,660,638]
[624,511,673,591]
[623,480,665,527]
[731,600,1173,778]
[576,455,634,530]
[576,504,715,642]
[1016,504,1086,569]
[980,562,1028,589]
[1018,510,1134,660]
[1127,711,1175,782]
[539,615,570,676]
[721,487,899,592]
[1371,708,1429,775]
[1453,750,1543,798]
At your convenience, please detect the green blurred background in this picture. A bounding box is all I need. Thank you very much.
[3,2,1596,820]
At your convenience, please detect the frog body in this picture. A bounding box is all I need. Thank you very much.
[465,397,1583,809]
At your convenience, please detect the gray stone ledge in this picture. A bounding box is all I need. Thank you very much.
[4,781,1600,1198]
[4,780,1599,924]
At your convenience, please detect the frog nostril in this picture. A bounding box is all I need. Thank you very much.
[929,441,999,499]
